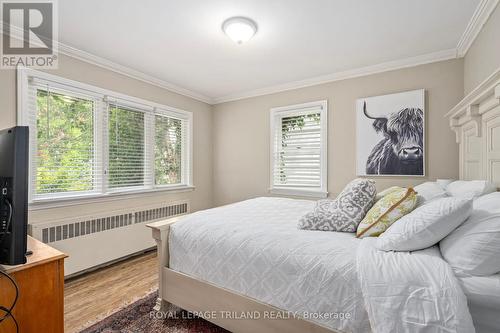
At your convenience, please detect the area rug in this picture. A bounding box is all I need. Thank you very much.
[80,291,228,333]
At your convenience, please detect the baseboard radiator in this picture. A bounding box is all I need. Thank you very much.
[30,200,189,277]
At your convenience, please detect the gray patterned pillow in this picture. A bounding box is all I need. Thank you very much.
[298,179,376,232]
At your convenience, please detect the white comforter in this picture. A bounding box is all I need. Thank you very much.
[357,238,475,333]
[169,197,474,333]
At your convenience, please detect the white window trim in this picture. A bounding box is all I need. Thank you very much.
[17,66,194,207]
[27,185,196,211]
[269,100,328,199]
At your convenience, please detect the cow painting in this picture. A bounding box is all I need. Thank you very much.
[363,102,424,175]
[356,90,425,176]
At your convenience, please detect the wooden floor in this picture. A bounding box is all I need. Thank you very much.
[64,251,158,333]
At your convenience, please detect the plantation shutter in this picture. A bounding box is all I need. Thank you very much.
[107,103,147,190]
[271,101,327,196]
[26,78,103,199]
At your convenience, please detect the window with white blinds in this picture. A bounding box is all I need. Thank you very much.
[27,82,103,199]
[154,114,187,186]
[18,68,193,203]
[108,104,146,189]
[270,100,327,198]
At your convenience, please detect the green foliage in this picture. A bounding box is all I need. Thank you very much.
[36,89,94,194]
[280,113,320,139]
[36,90,183,196]
[108,105,145,188]
[155,115,182,185]
[278,113,321,183]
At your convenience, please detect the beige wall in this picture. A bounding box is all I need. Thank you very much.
[212,59,464,206]
[464,3,500,94]
[0,54,213,225]
[0,49,470,216]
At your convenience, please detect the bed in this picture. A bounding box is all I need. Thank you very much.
[148,197,474,333]
[147,68,500,333]
[168,197,369,332]
[458,275,500,333]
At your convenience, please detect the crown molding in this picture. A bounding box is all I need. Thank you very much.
[2,0,496,105]
[213,49,457,104]
[456,0,499,57]
[445,66,500,119]
[213,0,496,103]
[1,23,214,104]
[56,43,214,104]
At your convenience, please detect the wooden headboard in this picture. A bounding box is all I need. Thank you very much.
[446,68,500,187]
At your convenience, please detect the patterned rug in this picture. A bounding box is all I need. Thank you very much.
[80,291,229,333]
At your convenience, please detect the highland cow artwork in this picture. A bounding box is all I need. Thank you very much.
[356,89,425,176]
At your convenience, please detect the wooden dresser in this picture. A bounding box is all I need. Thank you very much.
[0,236,67,333]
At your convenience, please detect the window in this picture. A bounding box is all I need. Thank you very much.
[270,100,327,198]
[108,104,145,189]
[35,88,97,195]
[154,114,186,185]
[18,68,193,204]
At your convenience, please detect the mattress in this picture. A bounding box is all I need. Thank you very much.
[169,197,370,332]
[458,274,500,333]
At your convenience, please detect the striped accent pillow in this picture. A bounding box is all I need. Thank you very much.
[356,187,417,238]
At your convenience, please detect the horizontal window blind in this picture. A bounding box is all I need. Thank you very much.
[28,82,101,199]
[21,69,193,203]
[271,102,327,195]
[108,104,146,189]
[154,114,187,186]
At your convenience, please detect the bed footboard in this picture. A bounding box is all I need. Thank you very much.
[147,217,183,312]
[147,215,340,333]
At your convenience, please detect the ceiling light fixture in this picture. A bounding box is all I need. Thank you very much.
[222,17,257,44]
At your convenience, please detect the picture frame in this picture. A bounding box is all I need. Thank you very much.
[356,89,425,177]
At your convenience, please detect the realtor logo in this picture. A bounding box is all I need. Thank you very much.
[1,0,58,68]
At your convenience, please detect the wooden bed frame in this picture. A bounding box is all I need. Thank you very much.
[147,67,500,333]
[147,218,337,333]
[446,67,500,188]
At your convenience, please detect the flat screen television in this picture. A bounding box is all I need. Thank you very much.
[0,126,29,265]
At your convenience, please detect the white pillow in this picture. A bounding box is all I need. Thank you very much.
[446,180,496,199]
[436,179,455,189]
[377,197,472,252]
[440,192,500,276]
[413,181,447,205]
[473,191,500,210]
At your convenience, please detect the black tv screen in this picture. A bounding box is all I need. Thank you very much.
[0,126,29,265]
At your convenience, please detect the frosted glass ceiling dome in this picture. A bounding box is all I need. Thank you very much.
[222,17,258,44]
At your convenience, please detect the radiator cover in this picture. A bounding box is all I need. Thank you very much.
[30,200,189,276]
